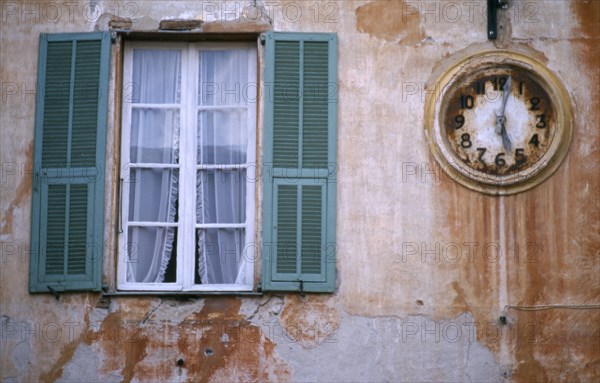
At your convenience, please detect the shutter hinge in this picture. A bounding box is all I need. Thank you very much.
[259,33,266,45]
[33,171,39,191]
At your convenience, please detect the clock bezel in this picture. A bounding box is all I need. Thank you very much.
[424,50,573,195]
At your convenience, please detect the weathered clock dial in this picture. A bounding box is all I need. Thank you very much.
[425,51,573,195]
[442,65,556,176]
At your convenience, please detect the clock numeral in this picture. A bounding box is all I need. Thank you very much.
[498,77,508,91]
[515,148,526,164]
[536,114,547,129]
[460,95,474,109]
[495,153,507,167]
[492,77,508,91]
[530,97,541,111]
[475,81,485,95]
[476,147,487,163]
[519,81,524,95]
[454,115,465,129]
[460,133,472,148]
[529,134,540,147]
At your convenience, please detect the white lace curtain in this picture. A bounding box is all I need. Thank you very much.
[127,48,250,285]
[197,49,248,285]
[127,49,180,283]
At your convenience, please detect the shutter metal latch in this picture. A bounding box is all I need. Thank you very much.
[299,280,305,297]
[47,285,60,301]
[118,178,124,233]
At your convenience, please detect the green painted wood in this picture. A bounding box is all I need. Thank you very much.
[262,32,337,293]
[30,32,110,293]
[273,40,300,168]
[301,185,322,275]
[276,185,298,274]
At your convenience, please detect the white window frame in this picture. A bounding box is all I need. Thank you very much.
[118,41,257,292]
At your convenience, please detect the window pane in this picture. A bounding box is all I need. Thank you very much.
[130,108,180,163]
[126,226,177,283]
[132,49,181,104]
[129,168,179,222]
[196,228,245,284]
[197,110,247,164]
[196,170,246,224]
[198,50,249,106]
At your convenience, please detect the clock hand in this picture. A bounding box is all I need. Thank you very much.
[496,76,512,134]
[496,76,513,151]
[500,122,512,153]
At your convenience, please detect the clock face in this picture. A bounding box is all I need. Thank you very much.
[425,51,573,195]
[441,65,556,177]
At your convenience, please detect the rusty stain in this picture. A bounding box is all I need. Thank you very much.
[37,298,284,383]
[356,0,424,44]
[572,0,600,72]
[504,3,600,378]
[433,173,503,354]
[511,309,600,382]
[0,142,33,235]
[174,297,290,382]
[450,281,469,312]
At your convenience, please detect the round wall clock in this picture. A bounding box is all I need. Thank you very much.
[424,51,573,195]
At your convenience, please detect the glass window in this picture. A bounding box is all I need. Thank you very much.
[119,42,256,291]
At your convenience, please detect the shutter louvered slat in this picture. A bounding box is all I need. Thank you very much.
[273,41,300,168]
[42,41,72,168]
[302,42,329,168]
[301,186,322,274]
[45,185,66,274]
[68,184,88,274]
[72,41,101,167]
[276,185,298,274]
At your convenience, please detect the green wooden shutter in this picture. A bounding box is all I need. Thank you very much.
[262,32,337,292]
[29,32,110,293]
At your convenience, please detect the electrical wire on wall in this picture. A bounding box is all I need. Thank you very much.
[505,304,600,312]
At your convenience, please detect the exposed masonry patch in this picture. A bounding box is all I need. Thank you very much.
[58,344,122,383]
[10,340,31,382]
[252,311,502,382]
[159,19,203,30]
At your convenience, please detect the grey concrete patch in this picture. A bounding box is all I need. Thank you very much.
[58,344,122,383]
[266,312,501,383]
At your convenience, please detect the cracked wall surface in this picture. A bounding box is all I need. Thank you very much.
[1,1,599,382]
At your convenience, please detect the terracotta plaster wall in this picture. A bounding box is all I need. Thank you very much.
[1,1,599,382]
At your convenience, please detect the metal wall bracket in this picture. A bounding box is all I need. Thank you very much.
[488,0,509,40]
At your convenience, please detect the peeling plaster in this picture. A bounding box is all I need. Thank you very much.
[356,0,424,45]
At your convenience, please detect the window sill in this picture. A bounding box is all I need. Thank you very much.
[101,290,264,297]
